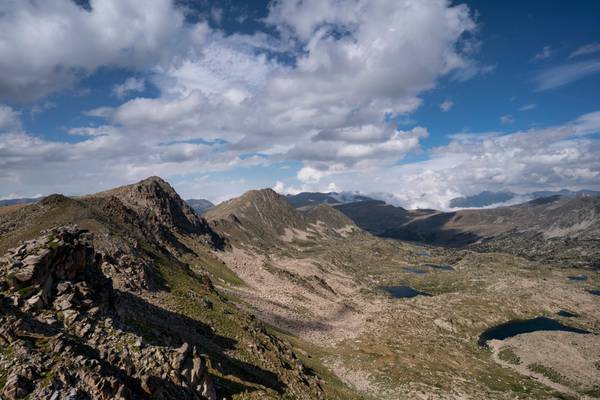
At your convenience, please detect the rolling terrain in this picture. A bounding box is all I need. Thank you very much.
[332,195,600,267]
[1,178,599,399]
[205,187,600,399]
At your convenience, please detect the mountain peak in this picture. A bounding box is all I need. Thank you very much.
[241,188,280,201]
[205,188,358,246]
[204,188,295,224]
[90,177,223,247]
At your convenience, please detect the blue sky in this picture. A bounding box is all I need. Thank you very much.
[1,0,599,209]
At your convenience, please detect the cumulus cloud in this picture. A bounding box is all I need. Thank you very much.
[0,0,516,203]
[107,0,476,175]
[289,126,429,182]
[0,102,268,197]
[0,0,192,101]
[312,111,600,209]
[24,0,473,192]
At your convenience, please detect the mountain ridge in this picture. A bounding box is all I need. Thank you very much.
[205,188,358,248]
[0,177,327,399]
[449,189,600,209]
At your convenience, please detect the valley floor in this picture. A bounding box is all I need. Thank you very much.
[206,233,600,399]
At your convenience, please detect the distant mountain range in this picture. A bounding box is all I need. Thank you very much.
[186,198,215,214]
[0,196,43,206]
[285,191,374,208]
[449,189,600,208]
[282,189,600,267]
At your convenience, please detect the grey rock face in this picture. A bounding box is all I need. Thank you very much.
[0,226,218,400]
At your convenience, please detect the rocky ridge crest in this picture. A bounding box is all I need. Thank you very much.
[0,226,216,400]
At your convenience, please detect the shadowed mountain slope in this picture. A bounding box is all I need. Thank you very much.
[331,195,600,267]
[187,199,215,214]
[0,177,327,399]
[205,189,358,248]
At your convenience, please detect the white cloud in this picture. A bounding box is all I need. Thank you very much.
[569,42,600,59]
[532,45,552,61]
[500,114,514,124]
[316,111,600,209]
[84,107,115,118]
[534,59,600,91]
[440,100,454,112]
[30,101,56,116]
[2,1,599,210]
[53,0,475,186]
[0,0,190,101]
[273,180,302,195]
[0,105,22,132]
[519,104,536,112]
[68,125,119,137]
[112,77,145,98]
[289,126,428,171]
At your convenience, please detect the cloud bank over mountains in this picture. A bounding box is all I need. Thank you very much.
[0,0,599,209]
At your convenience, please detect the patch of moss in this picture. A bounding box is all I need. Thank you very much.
[0,372,6,391]
[498,347,521,365]
[15,285,37,299]
[47,240,61,250]
[528,363,573,388]
[0,345,14,360]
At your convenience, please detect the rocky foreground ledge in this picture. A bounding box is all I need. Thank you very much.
[0,226,217,400]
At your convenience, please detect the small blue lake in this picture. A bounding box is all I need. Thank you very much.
[381,285,431,299]
[426,263,455,271]
[557,310,578,318]
[587,289,600,296]
[568,275,588,281]
[478,317,589,347]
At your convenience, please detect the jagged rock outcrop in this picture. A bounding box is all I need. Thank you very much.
[0,227,217,400]
[91,177,224,250]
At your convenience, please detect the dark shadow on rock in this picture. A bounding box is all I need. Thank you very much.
[114,290,287,395]
[379,212,483,247]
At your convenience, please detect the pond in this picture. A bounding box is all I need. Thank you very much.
[478,316,589,347]
[403,266,428,274]
[381,285,432,299]
[587,289,600,296]
[557,310,578,318]
[568,275,588,281]
[426,263,455,271]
